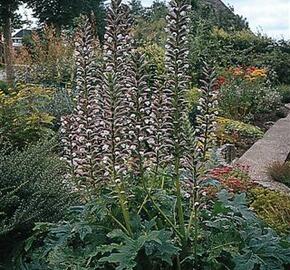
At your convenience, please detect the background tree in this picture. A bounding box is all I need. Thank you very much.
[26,0,106,40]
[129,0,143,18]
[0,0,23,85]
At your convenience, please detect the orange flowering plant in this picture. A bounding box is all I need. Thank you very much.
[216,66,268,88]
[217,66,280,122]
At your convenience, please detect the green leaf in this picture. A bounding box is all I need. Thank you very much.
[234,251,257,270]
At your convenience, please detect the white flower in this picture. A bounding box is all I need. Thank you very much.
[79,136,85,142]
[130,145,137,150]
[148,138,155,145]
[102,144,109,151]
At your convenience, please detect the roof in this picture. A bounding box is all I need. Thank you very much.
[203,0,232,12]
[12,29,32,38]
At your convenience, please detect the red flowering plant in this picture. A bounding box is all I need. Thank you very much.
[202,164,256,198]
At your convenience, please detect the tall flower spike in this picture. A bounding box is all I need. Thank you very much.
[182,64,219,183]
[147,66,172,173]
[164,0,191,163]
[60,17,102,191]
[194,62,219,165]
[164,0,191,237]
[101,0,132,185]
[100,1,135,235]
[125,50,152,179]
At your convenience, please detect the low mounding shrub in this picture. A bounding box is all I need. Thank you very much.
[216,117,264,142]
[267,161,290,187]
[216,117,264,156]
[0,140,76,267]
[250,187,290,233]
[208,165,255,194]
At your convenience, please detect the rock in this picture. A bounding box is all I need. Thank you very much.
[264,121,275,129]
[285,103,290,111]
[237,112,290,193]
[0,69,6,81]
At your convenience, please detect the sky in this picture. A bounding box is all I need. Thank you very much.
[18,0,290,40]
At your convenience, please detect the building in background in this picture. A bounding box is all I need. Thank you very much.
[12,29,32,48]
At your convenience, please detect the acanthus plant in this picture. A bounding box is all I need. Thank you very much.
[60,0,219,250]
[125,50,152,182]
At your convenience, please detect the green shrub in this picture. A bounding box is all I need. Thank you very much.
[277,84,290,104]
[218,78,281,122]
[45,86,76,127]
[0,80,8,94]
[0,84,55,148]
[250,187,290,233]
[216,117,264,155]
[0,140,76,267]
[138,43,165,75]
[267,161,290,187]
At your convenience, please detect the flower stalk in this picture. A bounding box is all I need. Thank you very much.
[164,0,191,240]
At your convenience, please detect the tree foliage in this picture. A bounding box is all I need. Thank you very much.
[26,0,106,39]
